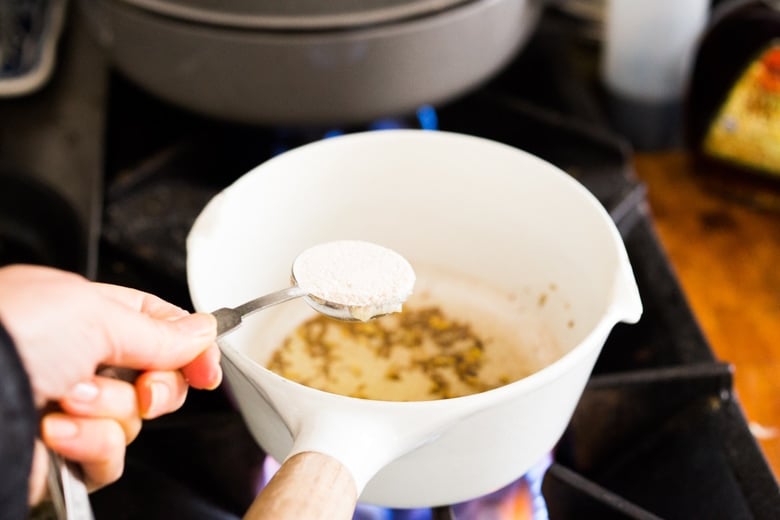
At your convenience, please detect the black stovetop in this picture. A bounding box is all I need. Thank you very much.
[87,8,780,520]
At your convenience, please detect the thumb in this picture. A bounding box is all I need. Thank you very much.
[102,311,217,370]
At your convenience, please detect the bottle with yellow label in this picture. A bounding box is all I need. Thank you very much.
[687,0,780,210]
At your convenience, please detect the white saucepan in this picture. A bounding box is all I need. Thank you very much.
[186,130,642,519]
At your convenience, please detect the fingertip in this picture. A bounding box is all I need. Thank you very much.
[181,345,222,390]
[211,363,223,390]
[201,361,223,391]
[144,381,171,420]
[203,345,222,390]
[136,371,188,419]
[136,378,153,419]
[136,379,154,420]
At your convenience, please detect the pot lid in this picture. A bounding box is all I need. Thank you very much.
[118,0,474,30]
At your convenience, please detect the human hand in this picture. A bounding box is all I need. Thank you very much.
[0,265,221,502]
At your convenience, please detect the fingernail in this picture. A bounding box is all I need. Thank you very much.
[204,348,223,390]
[175,313,216,337]
[67,381,99,403]
[44,416,79,439]
[205,365,223,391]
[145,381,170,418]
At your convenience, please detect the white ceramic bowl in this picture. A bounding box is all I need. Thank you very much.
[187,130,642,509]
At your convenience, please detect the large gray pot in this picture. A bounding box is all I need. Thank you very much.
[78,0,541,126]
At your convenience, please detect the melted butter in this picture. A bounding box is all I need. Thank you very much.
[266,266,562,401]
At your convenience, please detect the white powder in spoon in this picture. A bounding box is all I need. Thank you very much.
[292,240,415,321]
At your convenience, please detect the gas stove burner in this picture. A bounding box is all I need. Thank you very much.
[258,453,550,519]
[269,104,439,156]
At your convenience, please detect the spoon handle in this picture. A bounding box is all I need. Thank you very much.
[213,286,307,338]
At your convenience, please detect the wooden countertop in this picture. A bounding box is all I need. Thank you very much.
[632,151,780,482]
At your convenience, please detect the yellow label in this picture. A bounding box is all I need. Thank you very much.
[704,41,780,177]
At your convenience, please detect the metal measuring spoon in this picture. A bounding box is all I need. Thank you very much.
[212,240,415,337]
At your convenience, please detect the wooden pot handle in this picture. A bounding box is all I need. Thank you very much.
[243,451,358,520]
